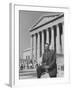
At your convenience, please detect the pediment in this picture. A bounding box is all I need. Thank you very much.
[31,13,63,30]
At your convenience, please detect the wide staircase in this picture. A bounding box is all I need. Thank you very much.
[19,69,37,79]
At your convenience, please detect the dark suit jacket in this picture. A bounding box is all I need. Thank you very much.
[42,49,57,76]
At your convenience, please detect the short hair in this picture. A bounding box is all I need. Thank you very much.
[45,43,50,46]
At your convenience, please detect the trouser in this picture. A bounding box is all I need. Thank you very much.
[37,65,48,78]
[37,65,57,78]
[50,74,57,77]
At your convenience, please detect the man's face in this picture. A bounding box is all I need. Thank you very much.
[45,44,49,50]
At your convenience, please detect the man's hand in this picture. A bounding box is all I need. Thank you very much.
[44,65,49,69]
[42,64,49,69]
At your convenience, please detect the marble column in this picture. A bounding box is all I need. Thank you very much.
[30,35,33,60]
[50,27,54,50]
[56,24,61,54]
[37,32,40,60]
[61,22,64,54]
[42,31,44,55]
[46,28,49,44]
[33,34,36,60]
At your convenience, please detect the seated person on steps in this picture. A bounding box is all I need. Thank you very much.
[36,43,57,78]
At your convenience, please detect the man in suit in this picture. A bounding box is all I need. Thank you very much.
[37,43,57,78]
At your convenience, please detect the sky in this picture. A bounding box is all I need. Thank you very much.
[19,10,60,58]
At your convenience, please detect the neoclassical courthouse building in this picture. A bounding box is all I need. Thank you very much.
[30,13,64,59]
[23,13,64,75]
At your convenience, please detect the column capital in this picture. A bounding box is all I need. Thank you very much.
[50,26,54,29]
